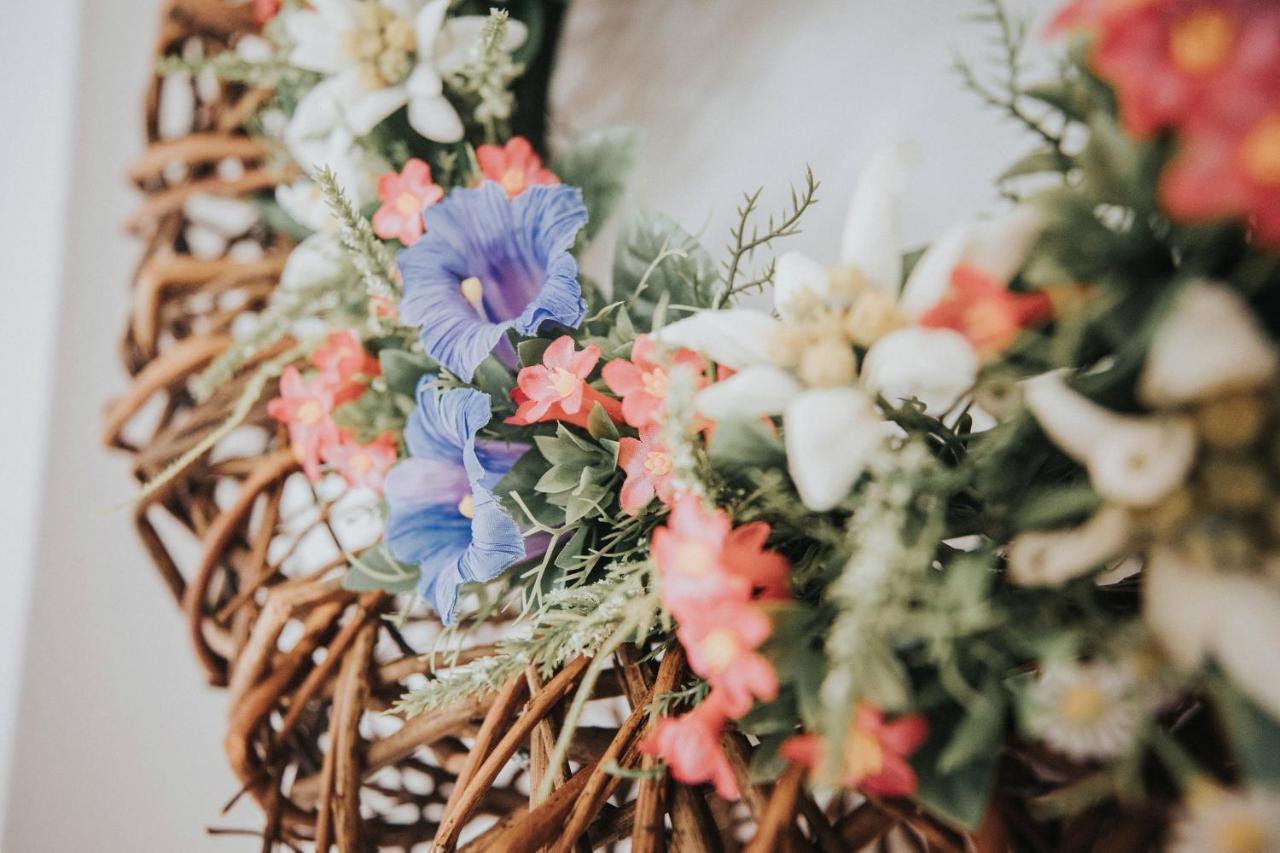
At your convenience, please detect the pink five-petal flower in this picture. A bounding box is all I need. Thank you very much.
[321,432,398,493]
[602,334,708,429]
[651,496,752,618]
[781,703,929,798]
[506,336,625,427]
[617,425,677,514]
[267,366,341,482]
[475,136,559,199]
[678,600,779,718]
[720,520,791,601]
[310,330,381,404]
[640,697,740,800]
[918,264,1054,358]
[373,158,445,246]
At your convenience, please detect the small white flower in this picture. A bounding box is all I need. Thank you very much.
[1023,372,1198,508]
[1169,787,1280,853]
[1007,503,1135,587]
[280,233,350,291]
[1022,658,1144,762]
[276,129,387,233]
[861,326,979,415]
[1139,280,1278,408]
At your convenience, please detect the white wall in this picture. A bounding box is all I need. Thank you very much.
[2,1,1043,849]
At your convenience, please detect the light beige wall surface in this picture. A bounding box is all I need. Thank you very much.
[4,1,1039,850]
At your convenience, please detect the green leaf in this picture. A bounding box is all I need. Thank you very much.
[708,418,784,474]
[379,349,434,397]
[937,681,1006,775]
[517,336,552,368]
[586,402,619,441]
[1013,482,1102,530]
[1000,147,1066,182]
[471,354,515,403]
[912,721,999,830]
[1023,79,1089,123]
[535,465,584,494]
[748,733,791,784]
[1212,679,1280,784]
[551,127,643,241]
[612,211,718,329]
[343,547,420,594]
[1079,111,1145,205]
[493,445,562,528]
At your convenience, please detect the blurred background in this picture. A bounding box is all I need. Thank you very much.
[0,0,1039,848]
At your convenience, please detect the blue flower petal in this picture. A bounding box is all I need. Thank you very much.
[397,182,588,381]
[404,378,491,461]
[459,485,526,584]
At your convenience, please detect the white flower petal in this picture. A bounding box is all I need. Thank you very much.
[342,82,409,137]
[898,223,970,319]
[407,93,464,143]
[1213,575,1280,719]
[406,62,443,97]
[309,0,357,31]
[1085,414,1196,508]
[963,204,1044,282]
[1144,546,1220,671]
[862,327,978,415]
[1138,280,1278,407]
[696,365,801,420]
[414,0,450,53]
[281,233,349,290]
[1022,371,1115,463]
[284,9,351,74]
[657,309,779,370]
[840,145,912,295]
[784,388,883,511]
[437,15,528,73]
[773,252,831,321]
[1006,504,1134,587]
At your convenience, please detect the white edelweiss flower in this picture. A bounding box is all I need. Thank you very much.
[1138,280,1278,408]
[284,0,526,146]
[1007,503,1135,587]
[1021,658,1145,762]
[1023,372,1198,508]
[275,135,386,234]
[861,326,980,416]
[1145,546,1280,719]
[783,387,886,512]
[1169,787,1280,853]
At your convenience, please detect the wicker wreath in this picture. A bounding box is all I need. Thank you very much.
[104,2,1189,850]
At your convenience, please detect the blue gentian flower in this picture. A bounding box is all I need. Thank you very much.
[384,377,529,622]
[398,181,589,381]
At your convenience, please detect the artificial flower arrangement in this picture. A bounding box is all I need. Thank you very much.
[131,0,1280,848]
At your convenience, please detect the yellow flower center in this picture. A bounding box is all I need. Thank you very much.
[641,367,668,398]
[460,276,485,311]
[843,730,884,781]
[349,452,373,476]
[457,494,475,519]
[395,191,420,217]
[671,540,716,576]
[698,629,740,674]
[643,451,673,477]
[345,4,417,87]
[1060,684,1105,725]
[1169,8,1237,75]
[1240,114,1280,187]
[1217,818,1267,853]
[548,367,579,399]
[296,400,324,426]
[501,168,526,196]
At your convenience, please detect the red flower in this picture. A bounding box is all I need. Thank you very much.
[602,335,708,429]
[505,336,624,427]
[373,158,444,246]
[782,704,929,798]
[476,136,559,198]
[1054,0,1280,138]
[640,698,740,800]
[253,0,282,24]
[678,600,779,718]
[267,366,341,482]
[310,330,380,403]
[1160,68,1280,244]
[617,425,677,514]
[918,264,1053,357]
[321,432,398,493]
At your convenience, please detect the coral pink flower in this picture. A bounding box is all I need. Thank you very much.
[782,703,929,798]
[373,158,444,246]
[603,335,708,429]
[651,496,790,618]
[322,432,398,492]
[1053,0,1280,138]
[475,136,559,199]
[617,425,677,514]
[918,264,1053,357]
[254,0,281,24]
[1160,69,1280,245]
[267,366,341,482]
[370,294,398,321]
[640,698,740,800]
[678,601,778,718]
[310,330,380,403]
[506,336,623,427]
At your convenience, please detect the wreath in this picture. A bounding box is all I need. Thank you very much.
[108,0,1280,849]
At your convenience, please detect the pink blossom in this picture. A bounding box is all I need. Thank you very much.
[475,136,559,198]
[321,432,398,492]
[640,697,740,800]
[602,335,707,429]
[782,704,929,798]
[267,366,341,482]
[310,330,380,404]
[678,600,778,718]
[506,336,623,427]
[372,158,444,246]
[617,425,677,514]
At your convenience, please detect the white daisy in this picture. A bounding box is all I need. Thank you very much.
[1021,659,1144,762]
[1169,786,1280,853]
